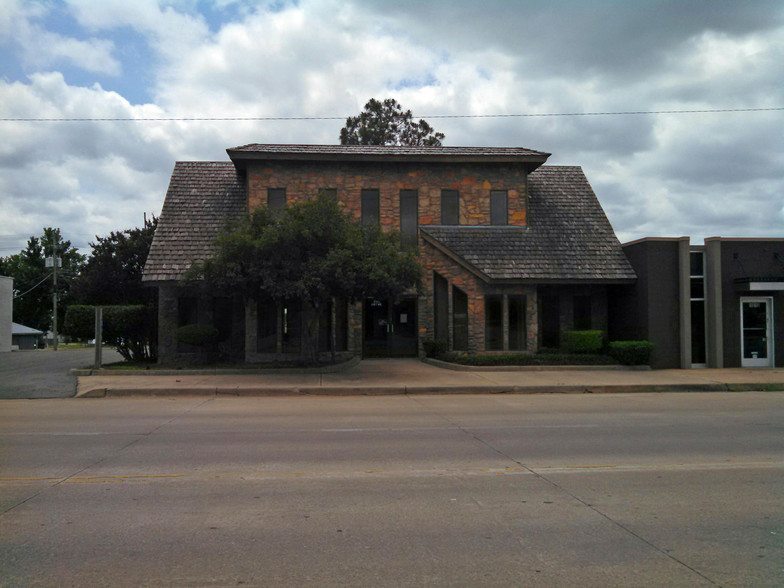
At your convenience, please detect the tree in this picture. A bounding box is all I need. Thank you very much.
[340,98,445,146]
[189,192,422,360]
[0,228,84,333]
[70,217,158,305]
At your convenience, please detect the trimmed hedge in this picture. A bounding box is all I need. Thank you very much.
[422,338,449,358]
[608,341,654,365]
[176,324,219,347]
[562,330,603,354]
[63,304,156,362]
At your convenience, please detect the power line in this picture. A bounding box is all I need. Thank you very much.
[12,274,51,300]
[1,107,782,122]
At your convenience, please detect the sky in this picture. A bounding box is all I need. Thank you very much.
[1,0,783,257]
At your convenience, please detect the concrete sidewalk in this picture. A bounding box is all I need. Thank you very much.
[74,359,784,397]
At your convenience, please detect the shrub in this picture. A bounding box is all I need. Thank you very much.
[438,352,616,366]
[562,330,603,354]
[422,338,448,358]
[176,324,219,347]
[608,341,654,365]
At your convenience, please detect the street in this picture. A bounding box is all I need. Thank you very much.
[0,348,123,399]
[1,393,783,586]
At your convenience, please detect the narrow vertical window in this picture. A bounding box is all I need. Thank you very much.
[690,251,706,365]
[508,295,526,350]
[433,272,449,345]
[441,190,459,225]
[573,296,592,330]
[400,189,418,248]
[361,189,380,228]
[485,295,503,351]
[267,188,286,212]
[452,286,469,351]
[490,190,508,225]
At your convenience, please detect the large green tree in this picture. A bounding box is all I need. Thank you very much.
[340,98,445,146]
[189,192,422,359]
[70,217,157,305]
[0,228,84,333]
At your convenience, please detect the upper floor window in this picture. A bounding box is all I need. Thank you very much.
[441,189,459,225]
[400,189,418,249]
[267,188,286,213]
[490,190,508,225]
[361,189,380,228]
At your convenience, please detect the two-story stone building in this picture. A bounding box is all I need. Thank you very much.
[142,144,637,362]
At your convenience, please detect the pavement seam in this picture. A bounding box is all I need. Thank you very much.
[404,393,719,586]
[0,397,215,519]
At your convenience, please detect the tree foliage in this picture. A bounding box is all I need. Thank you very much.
[340,98,445,146]
[0,228,84,333]
[188,193,423,358]
[70,217,157,305]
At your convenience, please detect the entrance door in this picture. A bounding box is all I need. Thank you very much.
[363,298,418,357]
[741,297,773,367]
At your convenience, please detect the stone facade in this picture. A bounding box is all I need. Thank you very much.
[246,161,528,228]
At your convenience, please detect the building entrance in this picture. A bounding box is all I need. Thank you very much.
[740,297,773,367]
[363,298,418,357]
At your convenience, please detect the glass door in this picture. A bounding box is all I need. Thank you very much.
[740,297,773,367]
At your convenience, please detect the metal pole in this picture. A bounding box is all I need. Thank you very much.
[52,235,58,351]
[94,307,103,369]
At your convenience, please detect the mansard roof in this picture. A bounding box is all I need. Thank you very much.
[142,162,246,283]
[420,166,636,282]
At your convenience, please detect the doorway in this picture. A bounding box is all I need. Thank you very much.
[363,298,418,357]
[740,297,773,367]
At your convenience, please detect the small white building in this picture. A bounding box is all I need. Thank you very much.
[0,276,12,352]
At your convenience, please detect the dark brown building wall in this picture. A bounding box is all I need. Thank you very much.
[717,240,784,367]
[245,160,528,228]
[612,240,682,368]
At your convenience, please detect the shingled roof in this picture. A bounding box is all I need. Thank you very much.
[142,162,246,282]
[421,166,636,282]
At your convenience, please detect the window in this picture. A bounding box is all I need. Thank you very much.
[434,272,449,344]
[267,188,286,212]
[441,190,459,225]
[690,251,707,365]
[400,190,418,249]
[212,297,233,343]
[177,297,198,326]
[508,295,526,351]
[361,189,380,227]
[485,295,503,351]
[573,296,592,330]
[453,286,469,351]
[490,190,508,225]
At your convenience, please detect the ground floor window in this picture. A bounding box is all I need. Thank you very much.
[508,295,527,351]
[453,286,469,351]
[434,273,449,345]
[485,295,503,351]
[573,295,592,330]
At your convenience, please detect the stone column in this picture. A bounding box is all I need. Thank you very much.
[677,237,692,368]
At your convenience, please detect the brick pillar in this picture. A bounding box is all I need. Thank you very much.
[526,290,538,353]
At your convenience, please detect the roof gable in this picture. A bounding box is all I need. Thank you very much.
[421,166,636,282]
[142,162,246,282]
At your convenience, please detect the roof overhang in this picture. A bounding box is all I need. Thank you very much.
[227,144,551,172]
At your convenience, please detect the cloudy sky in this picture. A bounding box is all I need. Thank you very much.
[1,0,782,257]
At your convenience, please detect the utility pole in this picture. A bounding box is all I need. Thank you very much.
[47,234,61,351]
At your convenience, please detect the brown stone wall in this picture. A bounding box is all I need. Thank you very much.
[246,160,528,228]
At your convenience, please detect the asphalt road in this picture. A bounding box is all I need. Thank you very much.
[1,393,783,586]
[0,348,122,398]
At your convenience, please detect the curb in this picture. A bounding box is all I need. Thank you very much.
[75,382,784,398]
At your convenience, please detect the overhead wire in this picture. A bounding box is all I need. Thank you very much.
[1,107,782,122]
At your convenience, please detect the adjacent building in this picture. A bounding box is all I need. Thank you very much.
[0,276,11,353]
[610,237,784,369]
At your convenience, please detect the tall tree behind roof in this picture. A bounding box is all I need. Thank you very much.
[339,98,445,146]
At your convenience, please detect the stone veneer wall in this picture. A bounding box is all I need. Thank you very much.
[418,242,539,354]
[246,161,528,228]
